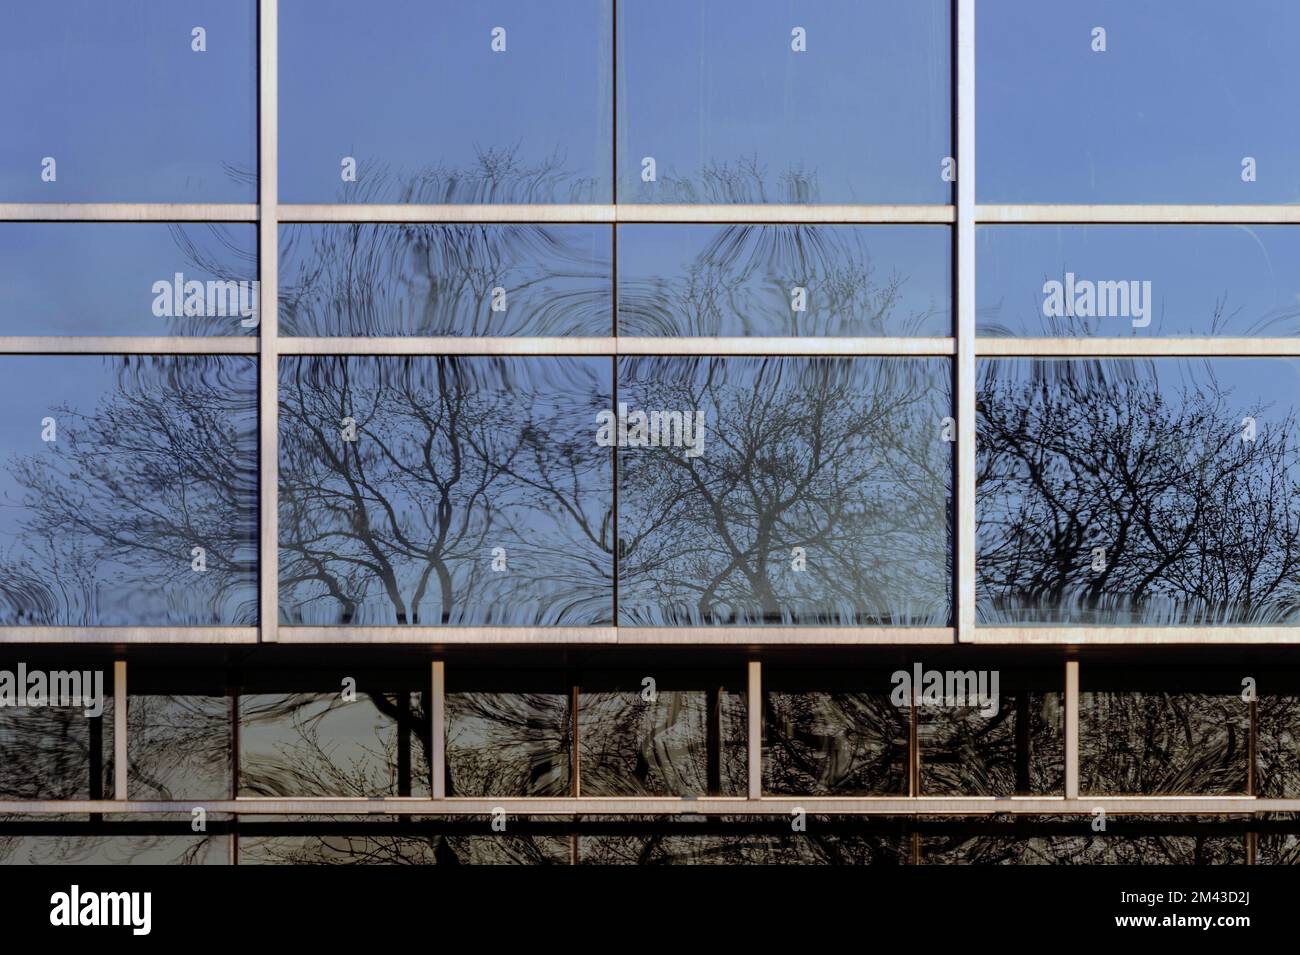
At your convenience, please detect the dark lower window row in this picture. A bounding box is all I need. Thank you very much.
[2,660,1295,800]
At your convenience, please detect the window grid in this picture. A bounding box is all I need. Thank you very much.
[2,0,1296,826]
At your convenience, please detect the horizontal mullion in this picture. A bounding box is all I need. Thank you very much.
[278,337,955,357]
[6,204,1298,226]
[977,337,1300,357]
[0,796,1274,815]
[0,627,257,643]
[0,337,258,354]
[276,626,955,645]
[0,626,1290,646]
[971,627,1300,645]
[280,203,955,224]
[0,203,258,222]
[977,204,1300,224]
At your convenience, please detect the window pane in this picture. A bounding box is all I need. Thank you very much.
[0,659,113,799]
[1257,672,1300,797]
[1080,670,1248,795]
[920,816,1246,865]
[978,0,1300,203]
[0,224,258,336]
[128,671,231,801]
[445,670,572,797]
[280,224,611,336]
[280,0,612,204]
[619,0,950,204]
[763,668,909,796]
[0,826,228,865]
[0,1,256,202]
[618,225,950,337]
[918,668,1064,796]
[0,356,257,626]
[978,358,1300,625]
[238,670,430,798]
[978,226,1300,338]
[579,817,910,864]
[577,669,746,796]
[278,356,613,625]
[617,357,951,625]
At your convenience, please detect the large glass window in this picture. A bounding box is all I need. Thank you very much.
[0,224,259,337]
[279,0,613,204]
[280,224,611,337]
[0,1,257,202]
[278,356,614,626]
[978,358,1300,626]
[618,0,950,204]
[978,0,1300,203]
[618,357,952,626]
[618,225,950,337]
[0,356,257,626]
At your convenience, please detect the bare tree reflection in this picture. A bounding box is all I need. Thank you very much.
[978,360,1300,624]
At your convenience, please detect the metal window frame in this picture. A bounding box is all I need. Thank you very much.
[0,0,1295,825]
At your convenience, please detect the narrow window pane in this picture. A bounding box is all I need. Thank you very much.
[0,224,258,336]
[280,0,612,203]
[0,356,257,626]
[918,668,1064,796]
[618,357,952,626]
[128,671,232,801]
[238,670,430,798]
[445,669,572,798]
[278,356,613,625]
[763,668,909,796]
[977,226,1300,338]
[1080,670,1248,796]
[0,658,113,799]
[280,224,611,336]
[618,225,951,337]
[0,1,257,202]
[978,0,1300,203]
[619,0,950,204]
[1257,672,1300,797]
[978,358,1300,625]
[577,669,747,796]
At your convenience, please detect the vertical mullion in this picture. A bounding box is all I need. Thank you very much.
[1065,659,1079,799]
[955,0,976,642]
[113,660,127,799]
[431,660,446,798]
[258,0,280,642]
[747,660,762,799]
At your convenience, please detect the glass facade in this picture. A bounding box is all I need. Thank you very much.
[2,0,1298,868]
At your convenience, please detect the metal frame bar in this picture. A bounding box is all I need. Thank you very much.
[0,796,1283,816]
[113,660,127,799]
[431,661,446,799]
[747,660,762,799]
[1064,660,1079,799]
[8,203,1300,226]
[955,0,976,643]
[258,0,279,644]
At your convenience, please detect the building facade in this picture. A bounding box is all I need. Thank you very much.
[2,0,1299,864]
